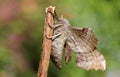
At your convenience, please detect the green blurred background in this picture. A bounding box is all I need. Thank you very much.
[0,0,120,77]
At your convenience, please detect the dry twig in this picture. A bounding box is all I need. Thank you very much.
[37,6,55,77]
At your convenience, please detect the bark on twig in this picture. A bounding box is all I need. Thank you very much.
[37,6,55,77]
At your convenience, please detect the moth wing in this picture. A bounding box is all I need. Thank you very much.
[76,49,106,71]
[67,26,106,70]
[67,27,98,53]
[65,41,72,64]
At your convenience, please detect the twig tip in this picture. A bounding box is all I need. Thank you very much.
[45,6,56,13]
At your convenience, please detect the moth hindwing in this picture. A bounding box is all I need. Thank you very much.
[50,18,106,71]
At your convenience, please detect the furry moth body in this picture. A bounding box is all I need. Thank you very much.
[50,18,106,71]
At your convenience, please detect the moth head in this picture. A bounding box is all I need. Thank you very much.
[58,15,70,26]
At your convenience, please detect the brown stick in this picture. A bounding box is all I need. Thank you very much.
[37,6,55,77]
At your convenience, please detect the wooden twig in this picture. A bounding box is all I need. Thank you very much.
[37,6,55,77]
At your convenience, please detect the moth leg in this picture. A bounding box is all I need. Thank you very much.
[45,33,61,40]
[48,23,62,29]
[45,35,52,40]
[47,10,59,21]
[46,23,62,40]
[48,23,54,29]
[52,33,62,41]
[54,24,62,29]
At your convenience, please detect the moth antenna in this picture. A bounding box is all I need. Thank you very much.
[47,9,59,21]
[54,10,59,21]
[60,15,64,20]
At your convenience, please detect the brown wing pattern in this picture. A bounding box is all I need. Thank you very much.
[67,26,106,70]
[51,18,106,71]
[76,48,106,70]
[67,27,98,53]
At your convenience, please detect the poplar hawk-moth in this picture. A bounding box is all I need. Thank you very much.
[50,17,106,71]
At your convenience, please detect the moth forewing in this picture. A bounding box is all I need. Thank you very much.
[67,27,98,53]
[66,26,106,70]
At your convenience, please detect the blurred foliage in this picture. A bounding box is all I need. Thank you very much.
[0,0,120,77]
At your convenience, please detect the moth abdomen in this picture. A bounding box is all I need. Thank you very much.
[51,22,67,69]
[50,51,62,69]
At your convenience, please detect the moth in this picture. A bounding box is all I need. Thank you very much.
[50,16,106,71]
